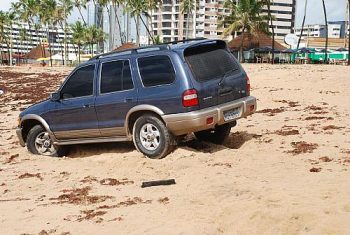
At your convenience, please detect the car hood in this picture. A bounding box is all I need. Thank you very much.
[19,99,51,118]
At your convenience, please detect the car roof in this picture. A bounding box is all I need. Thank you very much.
[88,39,226,62]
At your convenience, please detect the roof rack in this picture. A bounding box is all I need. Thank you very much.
[89,37,208,61]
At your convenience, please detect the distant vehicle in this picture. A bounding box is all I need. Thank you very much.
[16,39,257,159]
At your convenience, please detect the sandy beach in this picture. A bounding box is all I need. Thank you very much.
[0,64,349,235]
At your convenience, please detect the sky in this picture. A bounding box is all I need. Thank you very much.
[0,0,348,26]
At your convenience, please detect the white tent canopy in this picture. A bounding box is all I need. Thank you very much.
[51,53,77,61]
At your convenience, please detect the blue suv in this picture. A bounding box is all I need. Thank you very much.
[16,39,257,159]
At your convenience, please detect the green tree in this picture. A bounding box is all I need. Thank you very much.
[126,0,154,45]
[84,25,106,56]
[180,0,197,39]
[71,21,86,63]
[73,0,88,25]
[219,0,269,62]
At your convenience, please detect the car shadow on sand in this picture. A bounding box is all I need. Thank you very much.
[66,131,258,158]
[178,131,257,154]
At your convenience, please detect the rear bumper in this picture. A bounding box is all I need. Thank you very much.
[163,96,257,135]
[16,127,26,147]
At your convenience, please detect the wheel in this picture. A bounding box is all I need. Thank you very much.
[133,115,176,159]
[194,123,231,144]
[26,125,66,157]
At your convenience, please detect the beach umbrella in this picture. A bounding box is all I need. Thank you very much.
[36,57,50,61]
[336,47,347,52]
[283,48,296,53]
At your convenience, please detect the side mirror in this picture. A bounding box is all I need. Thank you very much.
[50,92,61,101]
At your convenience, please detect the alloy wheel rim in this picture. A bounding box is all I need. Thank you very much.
[139,123,161,151]
[34,132,56,156]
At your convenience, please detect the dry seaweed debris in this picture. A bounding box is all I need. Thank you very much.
[50,186,113,205]
[97,197,152,209]
[18,173,43,181]
[288,141,318,155]
[100,178,134,186]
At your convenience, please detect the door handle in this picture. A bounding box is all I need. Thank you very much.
[124,98,133,103]
[83,104,91,108]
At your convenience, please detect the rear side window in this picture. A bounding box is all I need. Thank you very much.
[100,60,133,93]
[138,55,175,87]
[185,44,239,82]
[61,64,95,99]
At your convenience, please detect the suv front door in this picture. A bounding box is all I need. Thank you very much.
[48,63,100,140]
[95,59,138,137]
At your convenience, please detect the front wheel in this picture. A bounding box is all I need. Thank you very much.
[194,123,232,144]
[133,115,176,159]
[26,125,66,157]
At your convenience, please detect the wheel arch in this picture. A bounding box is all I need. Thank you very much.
[20,114,54,143]
[125,105,165,137]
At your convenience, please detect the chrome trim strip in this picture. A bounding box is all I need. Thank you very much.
[54,128,101,140]
[54,136,129,145]
[99,126,126,137]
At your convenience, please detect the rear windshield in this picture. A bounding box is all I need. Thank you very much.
[185,43,240,82]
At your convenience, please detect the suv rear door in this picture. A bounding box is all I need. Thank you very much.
[184,41,247,109]
[95,58,137,137]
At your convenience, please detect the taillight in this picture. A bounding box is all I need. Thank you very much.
[182,89,199,107]
[246,75,251,95]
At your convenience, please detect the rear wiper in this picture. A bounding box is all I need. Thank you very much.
[218,68,238,86]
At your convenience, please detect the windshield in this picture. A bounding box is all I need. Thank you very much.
[185,43,240,82]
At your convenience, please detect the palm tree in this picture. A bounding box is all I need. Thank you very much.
[220,0,269,62]
[74,0,88,25]
[38,0,58,67]
[296,0,307,53]
[146,0,162,42]
[16,0,39,54]
[84,25,106,57]
[57,0,73,65]
[321,0,328,64]
[262,0,275,64]
[111,0,125,45]
[180,0,196,39]
[71,21,86,63]
[126,0,154,45]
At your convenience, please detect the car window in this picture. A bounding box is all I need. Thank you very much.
[185,44,240,82]
[138,55,175,87]
[61,64,95,99]
[100,60,133,94]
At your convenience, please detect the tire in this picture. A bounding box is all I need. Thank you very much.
[26,125,66,157]
[133,115,176,159]
[194,123,231,144]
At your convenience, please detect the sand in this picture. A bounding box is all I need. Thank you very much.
[0,64,350,235]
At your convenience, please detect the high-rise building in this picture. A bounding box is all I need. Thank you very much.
[152,0,296,43]
[262,0,296,41]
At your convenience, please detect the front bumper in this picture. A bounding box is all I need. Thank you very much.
[163,96,257,135]
[16,127,26,147]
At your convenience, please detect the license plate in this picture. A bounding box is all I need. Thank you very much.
[223,108,241,121]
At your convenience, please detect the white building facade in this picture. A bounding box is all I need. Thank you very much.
[294,22,348,39]
[0,22,76,55]
[151,0,296,42]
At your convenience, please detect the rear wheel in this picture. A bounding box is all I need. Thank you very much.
[133,115,176,159]
[194,123,232,144]
[26,125,66,157]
